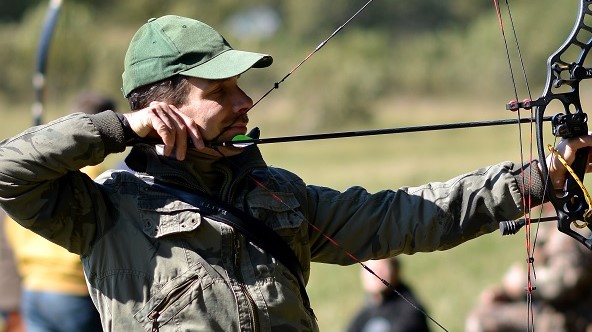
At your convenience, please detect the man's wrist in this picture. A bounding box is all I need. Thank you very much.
[116,113,141,145]
[512,160,546,206]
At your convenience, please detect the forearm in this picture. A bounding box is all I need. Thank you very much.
[310,160,545,262]
[0,111,125,240]
[0,111,123,183]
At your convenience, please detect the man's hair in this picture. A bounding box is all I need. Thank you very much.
[127,75,191,111]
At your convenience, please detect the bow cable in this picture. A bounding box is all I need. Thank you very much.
[493,0,554,330]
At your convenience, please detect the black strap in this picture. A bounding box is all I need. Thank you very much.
[150,183,310,307]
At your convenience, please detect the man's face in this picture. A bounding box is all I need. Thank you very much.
[179,76,253,156]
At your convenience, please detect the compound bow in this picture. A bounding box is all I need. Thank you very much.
[499,0,592,249]
[534,0,592,248]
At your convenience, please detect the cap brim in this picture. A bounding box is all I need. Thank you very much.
[180,49,272,80]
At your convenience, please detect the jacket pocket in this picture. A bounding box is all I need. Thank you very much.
[134,269,206,331]
[246,191,305,237]
[138,192,202,238]
[245,190,308,294]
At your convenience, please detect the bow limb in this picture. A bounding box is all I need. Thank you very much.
[531,0,592,248]
[32,0,63,126]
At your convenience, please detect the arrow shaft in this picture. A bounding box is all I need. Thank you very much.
[213,116,553,147]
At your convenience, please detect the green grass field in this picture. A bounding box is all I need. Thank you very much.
[0,95,575,332]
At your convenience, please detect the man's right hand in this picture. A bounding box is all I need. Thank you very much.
[124,101,204,160]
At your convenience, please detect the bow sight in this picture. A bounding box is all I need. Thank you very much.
[552,112,588,138]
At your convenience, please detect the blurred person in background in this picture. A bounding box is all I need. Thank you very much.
[347,257,430,332]
[465,204,592,332]
[4,91,116,332]
[0,209,25,332]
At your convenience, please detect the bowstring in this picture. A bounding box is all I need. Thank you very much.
[211,1,509,330]
[249,0,375,112]
[493,0,540,330]
[216,1,453,329]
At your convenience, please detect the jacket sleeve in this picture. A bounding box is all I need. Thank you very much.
[307,161,542,264]
[0,111,127,256]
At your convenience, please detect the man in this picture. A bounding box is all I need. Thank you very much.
[0,15,590,331]
[347,258,430,332]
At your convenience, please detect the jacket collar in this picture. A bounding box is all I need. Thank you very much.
[124,143,267,196]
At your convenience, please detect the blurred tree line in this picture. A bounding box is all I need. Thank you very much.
[0,0,578,129]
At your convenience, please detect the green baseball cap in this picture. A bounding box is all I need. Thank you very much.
[122,15,273,97]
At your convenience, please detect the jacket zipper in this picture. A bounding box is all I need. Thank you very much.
[149,311,160,332]
[234,233,260,331]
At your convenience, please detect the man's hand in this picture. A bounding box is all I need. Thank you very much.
[545,134,592,191]
[123,102,204,160]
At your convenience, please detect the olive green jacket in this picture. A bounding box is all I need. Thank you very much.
[0,111,539,331]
